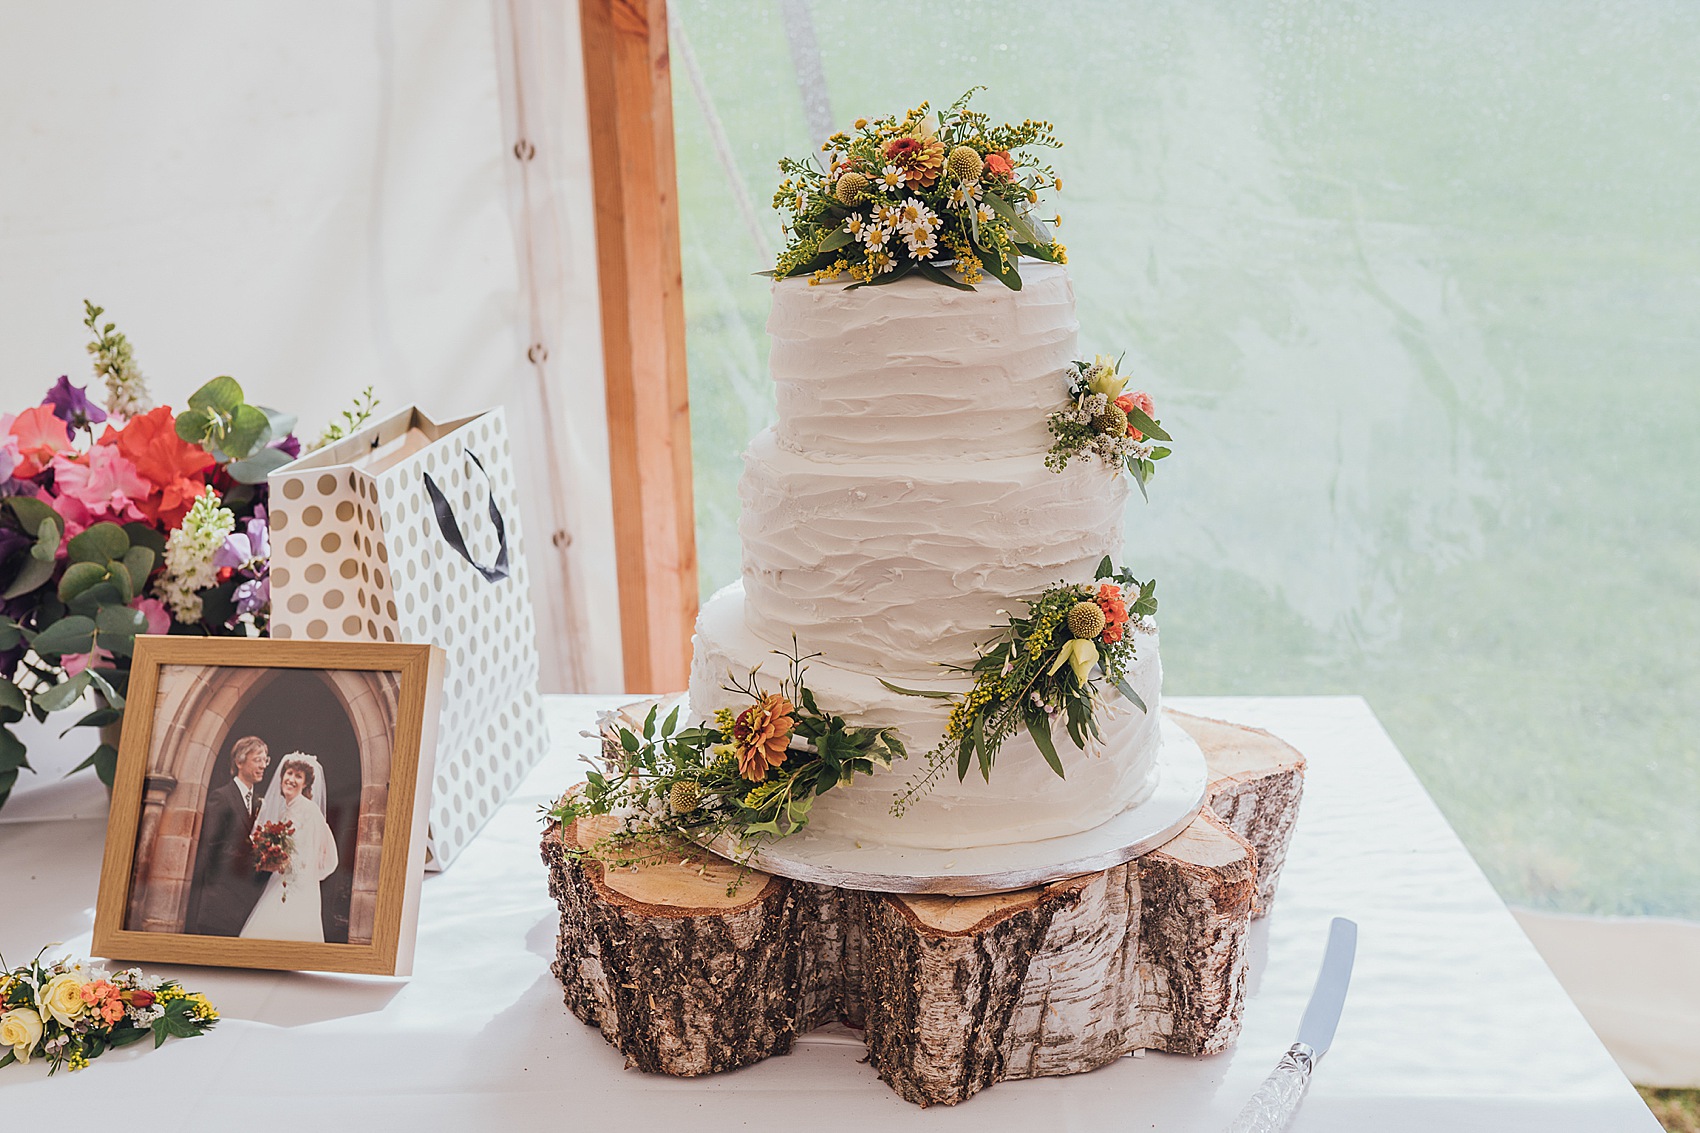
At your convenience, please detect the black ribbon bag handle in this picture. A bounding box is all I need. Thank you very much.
[423,447,511,583]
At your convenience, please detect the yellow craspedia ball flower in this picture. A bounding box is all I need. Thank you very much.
[947,145,983,182]
[836,172,871,205]
[1067,601,1107,641]
[669,780,702,815]
[1094,404,1129,438]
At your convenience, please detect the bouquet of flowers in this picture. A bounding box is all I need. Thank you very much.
[884,557,1158,810]
[0,952,217,1072]
[0,303,377,811]
[768,88,1066,291]
[250,819,295,872]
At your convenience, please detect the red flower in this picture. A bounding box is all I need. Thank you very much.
[101,407,216,527]
[1096,582,1129,644]
[126,988,156,1009]
[9,406,73,479]
[983,151,1014,180]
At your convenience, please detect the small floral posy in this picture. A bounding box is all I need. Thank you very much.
[768,88,1066,291]
[546,645,905,880]
[1046,355,1173,499]
[883,557,1158,812]
[0,950,216,1073]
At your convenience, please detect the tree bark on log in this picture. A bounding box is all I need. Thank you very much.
[542,709,1305,1105]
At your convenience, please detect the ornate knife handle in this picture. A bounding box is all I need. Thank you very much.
[1226,1043,1316,1133]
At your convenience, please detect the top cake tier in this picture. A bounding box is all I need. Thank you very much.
[768,260,1076,462]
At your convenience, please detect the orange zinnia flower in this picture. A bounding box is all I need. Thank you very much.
[732,693,795,782]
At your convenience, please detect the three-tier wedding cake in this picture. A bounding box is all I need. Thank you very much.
[688,260,1163,850]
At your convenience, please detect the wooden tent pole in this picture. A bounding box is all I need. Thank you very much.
[579,0,698,693]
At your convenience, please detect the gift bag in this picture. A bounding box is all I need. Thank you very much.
[268,406,551,870]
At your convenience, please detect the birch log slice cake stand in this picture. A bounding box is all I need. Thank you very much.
[540,709,1306,1108]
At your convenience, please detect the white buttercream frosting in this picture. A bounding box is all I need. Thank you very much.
[689,261,1164,851]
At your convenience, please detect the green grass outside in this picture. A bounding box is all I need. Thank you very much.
[670,1,1700,917]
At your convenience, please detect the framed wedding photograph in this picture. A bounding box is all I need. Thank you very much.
[92,636,444,976]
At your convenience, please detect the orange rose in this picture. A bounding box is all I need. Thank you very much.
[983,151,1014,180]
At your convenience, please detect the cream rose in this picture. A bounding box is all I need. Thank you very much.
[37,972,87,1027]
[0,1007,45,1063]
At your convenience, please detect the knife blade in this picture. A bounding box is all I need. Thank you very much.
[1226,917,1358,1133]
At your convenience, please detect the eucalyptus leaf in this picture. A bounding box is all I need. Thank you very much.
[188,374,245,414]
[30,517,60,561]
[29,615,97,659]
[57,560,111,603]
[259,405,299,439]
[979,249,1023,291]
[0,679,25,713]
[0,767,17,809]
[33,669,93,712]
[63,706,123,734]
[5,495,60,534]
[87,666,127,707]
[97,604,148,637]
[67,580,126,619]
[0,618,20,652]
[122,523,167,558]
[122,545,157,594]
[68,522,130,565]
[0,727,26,772]
[225,446,292,485]
[222,402,273,460]
[67,742,119,787]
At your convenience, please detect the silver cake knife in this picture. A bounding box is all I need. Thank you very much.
[1226,917,1358,1133]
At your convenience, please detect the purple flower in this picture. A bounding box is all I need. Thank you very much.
[272,433,302,459]
[214,510,270,574]
[233,575,270,618]
[43,375,108,439]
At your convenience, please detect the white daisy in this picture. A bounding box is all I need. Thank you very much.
[861,222,889,248]
[844,214,864,238]
[975,202,995,224]
[904,230,939,259]
[947,184,971,209]
[867,247,897,274]
[880,164,905,190]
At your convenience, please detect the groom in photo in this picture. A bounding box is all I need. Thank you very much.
[185,735,272,936]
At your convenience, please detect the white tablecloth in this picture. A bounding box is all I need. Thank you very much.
[0,696,1660,1131]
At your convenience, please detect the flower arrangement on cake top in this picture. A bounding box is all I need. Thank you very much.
[885,557,1157,811]
[0,303,376,811]
[1047,354,1173,499]
[1,951,217,1072]
[769,88,1066,291]
[548,647,905,875]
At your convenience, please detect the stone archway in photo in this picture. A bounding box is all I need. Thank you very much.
[127,664,399,943]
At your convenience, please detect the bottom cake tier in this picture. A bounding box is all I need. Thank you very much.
[688,582,1164,851]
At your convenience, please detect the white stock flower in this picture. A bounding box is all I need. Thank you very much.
[154,487,236,624]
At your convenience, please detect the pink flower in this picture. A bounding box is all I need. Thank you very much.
[133,597,170,635]
[9,406,72,479]
[49,446,150,539]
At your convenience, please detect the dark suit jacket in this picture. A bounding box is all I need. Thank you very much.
[186,780,266,936]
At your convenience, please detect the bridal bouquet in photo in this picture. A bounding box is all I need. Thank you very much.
[0,303,377,810]
[0,952,217,1072]
[249,818,296,873]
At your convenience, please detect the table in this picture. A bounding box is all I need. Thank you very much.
[0,696,1662,1131]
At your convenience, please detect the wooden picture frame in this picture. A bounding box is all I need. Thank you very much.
[92,636,444,976]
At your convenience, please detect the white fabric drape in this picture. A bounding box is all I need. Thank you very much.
[0,0,618,690]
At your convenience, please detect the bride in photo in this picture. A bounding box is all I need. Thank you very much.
[240,752,338,943]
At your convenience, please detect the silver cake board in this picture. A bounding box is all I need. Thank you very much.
[700,714,1209,896]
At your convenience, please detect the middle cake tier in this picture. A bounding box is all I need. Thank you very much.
[739,429,1130,677]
